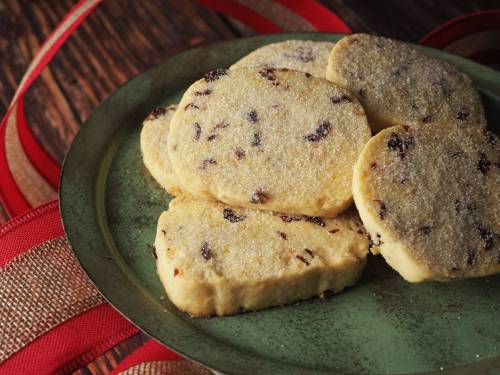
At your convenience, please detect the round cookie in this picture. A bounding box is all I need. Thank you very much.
[231,40,335,78]
[353,124,500,282]
[141,104,184,196]
[155,194,369,317]
[168,67,371,217]
[326,34,486,132]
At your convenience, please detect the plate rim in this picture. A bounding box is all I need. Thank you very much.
[60,32,500,375]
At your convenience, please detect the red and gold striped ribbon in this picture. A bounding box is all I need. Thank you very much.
[0,236,104,363]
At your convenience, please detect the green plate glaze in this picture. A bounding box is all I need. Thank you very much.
[60,33,500,375]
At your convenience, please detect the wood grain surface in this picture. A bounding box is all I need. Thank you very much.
[0,0,497,373]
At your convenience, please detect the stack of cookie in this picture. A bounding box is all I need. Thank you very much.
[141,35,500,317]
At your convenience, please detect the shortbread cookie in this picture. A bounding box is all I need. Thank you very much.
[326,34,486,132]
[231,40,335,78]
[168,67,371,217]
[353,124,500,282]
[155,195,369,317]
[141,104,183,196]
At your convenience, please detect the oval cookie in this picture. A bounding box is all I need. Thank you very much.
[168,67,371,217]
[141,104,184,196]
[353,124,500,282]
[231,40,335,78]
[326,34,486,132]
[155,195,369,317]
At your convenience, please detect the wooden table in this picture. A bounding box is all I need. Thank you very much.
[0,0,496,373]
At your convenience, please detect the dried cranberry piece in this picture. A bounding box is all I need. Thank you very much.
[457,107,470,121]
[403,134,414,149]
[477,153,491,175]
[214,121,229,130]
[477,224,493,250]
[387,132,413,159]
[246,110,258,123]
[184,103,199,110]
[449,150,464,158]
[199,158,217,169]
[305,121,332,142]
[250,189,269,204]
[305,216,326,227]
[418,225,432,235]
[422,115,433,123]
[296,255,310,266]
[251,131,262,147]
[374,200,386,220]
[207,121,229,141]
[277,231,288,240]
[388,133,402,152]
[467,248,475,266]
[259,68,279,86]
[330,95,352,104]
[173,268,180,277]
[484,130,497,146]
[280,215,302,223]
[194,89,212,96]
[204,68,227,82]
[234,148,246,160]
[223,208,246,223]
[193,123,201,141]
[200,242,212,260]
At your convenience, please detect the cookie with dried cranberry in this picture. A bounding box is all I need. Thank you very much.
[141,104,184,196]
[353,124,500,282]
[326,34,486,132]
[231,40,335,78]
[155,194,369,317]
[168,67,371,217]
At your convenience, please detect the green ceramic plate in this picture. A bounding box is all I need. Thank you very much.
[60,33,500,375]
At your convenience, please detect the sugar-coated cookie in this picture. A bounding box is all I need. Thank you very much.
[326,34,486,132]
[155,195,369,317]
[231,40,335,78]
[141,104,184,196]
[168,67,371,217]
[353,124,499,282]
